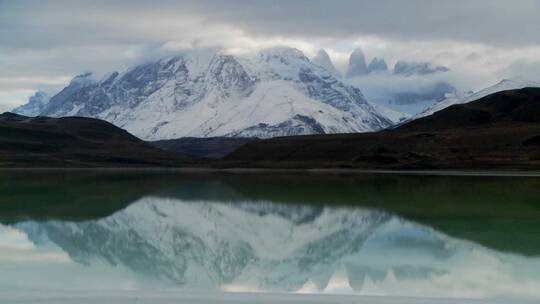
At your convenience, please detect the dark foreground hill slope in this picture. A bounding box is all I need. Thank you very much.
[0,113,192,167]
[226,87,540,169]
[151,137,257,159]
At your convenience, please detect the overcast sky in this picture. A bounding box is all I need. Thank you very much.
[1,0,540,111]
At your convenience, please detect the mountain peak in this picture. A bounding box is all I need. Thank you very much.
[259,46,307,62]
[367,57,388,72]
[70,72,96,86]
[345,48,369,78]
[19,48,395,140]
[312,49,338,75]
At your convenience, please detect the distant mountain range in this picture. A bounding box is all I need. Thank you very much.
[5,87,540,169]
[12,46,540,144]
[311,48,457,114]
[342,48,449,78]
[13,47,404,140]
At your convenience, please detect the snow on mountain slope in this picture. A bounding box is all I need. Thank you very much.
[39,72,97,115]
[411,78,540,120]
[23,47,394,140]
[12,91,50,116]
[312,49,339,76]
[369,102,410,124]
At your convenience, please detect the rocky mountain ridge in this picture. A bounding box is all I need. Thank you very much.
[14,47,399,140]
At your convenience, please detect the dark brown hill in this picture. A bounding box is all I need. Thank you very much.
[0,113,192,167]
[151,137,257,159]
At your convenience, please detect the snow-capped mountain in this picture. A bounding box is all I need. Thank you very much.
[12,91,50,116]
[411,78,540,120]
[311,49,339,76]
[38,72,97,116]
[17,47,396,140]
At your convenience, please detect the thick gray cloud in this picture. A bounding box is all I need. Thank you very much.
[2,0,540,50]
[1,0,540,111]
[178,0,540,47]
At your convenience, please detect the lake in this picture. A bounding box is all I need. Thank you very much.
[0,170,539,303]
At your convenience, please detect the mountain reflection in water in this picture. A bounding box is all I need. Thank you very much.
[0,171,539,301]
[0,196,538,299]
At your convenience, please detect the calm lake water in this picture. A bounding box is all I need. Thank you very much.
[0,170,539,302]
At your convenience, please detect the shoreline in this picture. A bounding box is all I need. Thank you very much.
[0,290,522,304]
[2,167,540,177]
